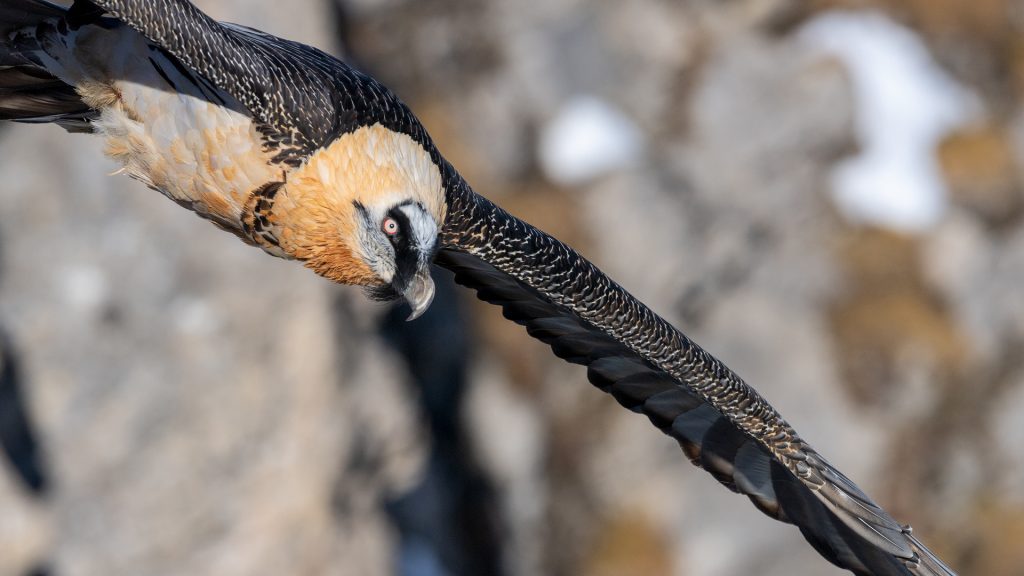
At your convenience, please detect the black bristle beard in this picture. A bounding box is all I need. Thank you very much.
[365,284,401,303]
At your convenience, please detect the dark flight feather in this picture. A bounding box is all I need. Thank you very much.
[437,172,955,576]
[0,65,94,129]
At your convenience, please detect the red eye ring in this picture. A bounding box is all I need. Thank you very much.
[382,217,400,236]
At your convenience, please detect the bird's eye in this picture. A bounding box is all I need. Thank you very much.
[382,217,400,236]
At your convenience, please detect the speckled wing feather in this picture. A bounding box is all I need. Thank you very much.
[437,171,955,576]
[85,0,431,166]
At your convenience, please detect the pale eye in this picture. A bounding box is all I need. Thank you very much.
[382,217,400,236]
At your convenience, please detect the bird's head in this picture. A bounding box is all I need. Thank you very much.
[267,125,446,320]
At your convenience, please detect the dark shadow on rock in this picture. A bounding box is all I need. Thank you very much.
[378,266,506,576]
[328,0,353,58]
[0,331,50,497]
[25,562,53,576]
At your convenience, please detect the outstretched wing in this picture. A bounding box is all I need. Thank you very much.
[84,0,432,166]
[437,172,955,576]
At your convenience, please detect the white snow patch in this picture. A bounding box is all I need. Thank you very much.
[800,11,980,232]
[59,265,109,312]
[171,297,222,336]
[539,96,644,186]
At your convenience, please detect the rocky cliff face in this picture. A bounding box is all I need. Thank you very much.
[1,1,1020,575]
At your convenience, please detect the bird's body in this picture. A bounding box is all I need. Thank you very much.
[7,8,445,287]
[0,1,957,575]
[18,16,273,227]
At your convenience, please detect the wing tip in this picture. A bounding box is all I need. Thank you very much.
[905,531,957,576]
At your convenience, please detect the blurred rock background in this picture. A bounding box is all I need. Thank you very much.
[0,0,1021,575]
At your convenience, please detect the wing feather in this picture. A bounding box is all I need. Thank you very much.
[436,183,957,576]
[85,0,432,165]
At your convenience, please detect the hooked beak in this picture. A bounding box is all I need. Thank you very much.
[402,268,436,321]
